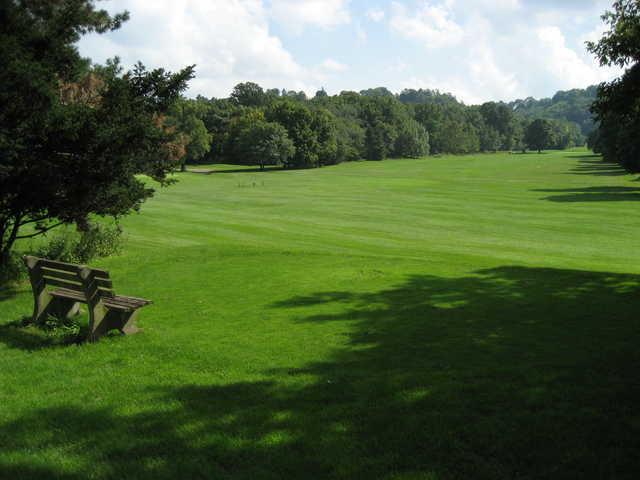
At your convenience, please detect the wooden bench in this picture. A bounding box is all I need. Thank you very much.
[23,255,152,342]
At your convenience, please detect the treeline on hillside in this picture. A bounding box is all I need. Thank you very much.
[170,82,588,170]
[508,86,598,136]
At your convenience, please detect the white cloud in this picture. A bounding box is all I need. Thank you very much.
[319,58,348,72]
[366,8,385,22]
[76,0,623,104]
[355,21,367,44]
[78,0,349,98]
[390,1,464,49]
[387,1,621,103]
[270,0,351,33]
[534,26,616,88]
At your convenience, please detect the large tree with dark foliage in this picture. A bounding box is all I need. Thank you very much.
[587,0,640,171]
[525,119,554,153]
[0,0,194,266]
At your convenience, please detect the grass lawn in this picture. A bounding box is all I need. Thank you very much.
[1,149,639,479]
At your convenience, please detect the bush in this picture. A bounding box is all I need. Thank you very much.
[42,314,83,344]
[0,251,24,284]
[35,222,123,264]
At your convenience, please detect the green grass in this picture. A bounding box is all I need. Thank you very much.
[1,149,639,479]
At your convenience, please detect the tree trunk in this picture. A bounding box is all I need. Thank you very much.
[0,219,18,270]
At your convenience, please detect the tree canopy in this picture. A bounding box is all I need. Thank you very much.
[0,0,194,265]
[587,0,640,171]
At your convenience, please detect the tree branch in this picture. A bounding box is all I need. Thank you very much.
[18,216,51,226]
[15,221,64,239]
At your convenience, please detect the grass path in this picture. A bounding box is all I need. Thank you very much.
[1,149,639,479]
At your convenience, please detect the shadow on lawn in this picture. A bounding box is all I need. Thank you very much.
[567,155,628,177]
[0,284,20,302]
[533,185,640,202]
[188,166,283,174]
[1,266,639,479]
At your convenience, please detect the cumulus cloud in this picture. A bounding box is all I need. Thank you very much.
[534,26,616,87]
[319,58,349,73]
[390,1,464,49]
[270,0,351,33]
[78,0,349,98]
[76,0,622,104]
[366,8,385,22]
[387,0,619,103]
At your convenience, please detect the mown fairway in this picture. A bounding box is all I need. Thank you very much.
[1,149,639,479]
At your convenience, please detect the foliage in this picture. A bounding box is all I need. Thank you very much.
[230,82,268,108]
[167,98,212,171]
[236,120,295,169]
[34,222,123,264]
[164,82,593,169]
[509,87,597,137]
[0,0,194,266]
[0,251,22,285]
[41,314,83,344]
[265,101,337,168]
[525,119,554,152]
[588,0,640,171]
[587,0,640,68]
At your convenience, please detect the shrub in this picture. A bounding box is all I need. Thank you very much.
[0,251,24,284]
[35,222,123,264]
[42,314,83,344]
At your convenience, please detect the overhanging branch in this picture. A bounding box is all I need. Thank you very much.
[15,221,64,239]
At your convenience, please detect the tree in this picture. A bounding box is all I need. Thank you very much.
[395,119,429,158]
[524,119,554,153]
[587,0,640,171]
[167,98,212,171]
[236,120,295,170]
[230,82,266,107]
[0,1,194,267]
[265,101,336,168]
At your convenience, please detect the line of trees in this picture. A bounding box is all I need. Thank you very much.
[169,83,587,170]
[0,0,599,270]
[587,0,640,172]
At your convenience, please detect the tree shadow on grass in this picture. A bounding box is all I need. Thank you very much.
[0,284,21,302]
[567,156,629,177]
[532,186,640,202]
[188,166,283,174]
[1,266,639,479]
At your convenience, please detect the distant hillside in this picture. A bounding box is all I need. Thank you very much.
[394,86,598,138]
[508,86,598,135]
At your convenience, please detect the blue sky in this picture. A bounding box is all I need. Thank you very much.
[78,0,622,104]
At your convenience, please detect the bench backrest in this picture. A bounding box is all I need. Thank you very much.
[23,256,115,302]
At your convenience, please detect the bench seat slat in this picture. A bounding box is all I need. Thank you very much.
[50,288,86,301]
[103,295,151,311]
[50,289,151,311]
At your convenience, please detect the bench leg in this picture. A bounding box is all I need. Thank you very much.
[32,293,79,325]
[31,285,52,324]
[88,303,108,342]
[120,310,141,335]
[88,308,141,341]
[49,299,81,319]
